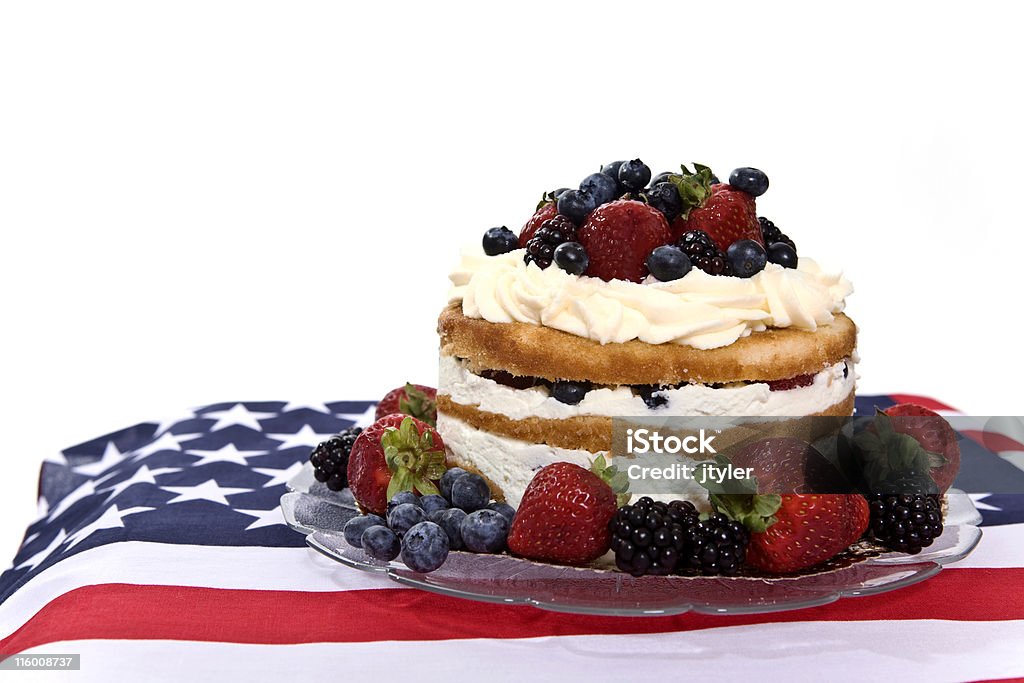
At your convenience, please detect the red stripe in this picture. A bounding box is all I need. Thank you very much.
[1,567,1021,657]
[961,429,1024,454]
[887,394,958,412]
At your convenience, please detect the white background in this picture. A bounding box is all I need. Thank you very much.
[1,1,1022,560]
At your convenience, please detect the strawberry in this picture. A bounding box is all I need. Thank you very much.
[765,373,816,391]
[347,415,446,515]
[519,198,558,247]
[884,404,960,493]
[728,437,849,495]
[375,383,437,427]
[668,164,763,249]
[735,493,870,574]
[507,457,627,565]
[577,199,671,282]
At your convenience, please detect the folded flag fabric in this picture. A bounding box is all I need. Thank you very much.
[1,395,1024,682]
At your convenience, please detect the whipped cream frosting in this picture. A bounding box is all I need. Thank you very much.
[448,248,852,349]
[440,354,855,419]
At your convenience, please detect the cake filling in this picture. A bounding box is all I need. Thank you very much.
[439,354,856,420]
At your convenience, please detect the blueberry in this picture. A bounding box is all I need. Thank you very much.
[556,189,599,226]
[552,187,572,198]
[419,494,450,516]
[617,159,651,192]
[637,385,669,409]
[360,525,401,561]
[553,242,589,276]
[482,226,519,256]
[439,467,468,501]
[579,172,619,205]
[644,182,683,222]
[550,380,591,405]
[461,509,510,553]
[387,491,420,514]
[649,171,675,187]
[645,245,692,282]
[728,167,769,197]
[767,242,798,269]
[400,521,450,573]
[726,239,768,278]
[431,507,467,550]
[451,473,491,512]
[600,160,626,181]
[343,514,386,548]
[388,502,427,535]
[487,502,517,524]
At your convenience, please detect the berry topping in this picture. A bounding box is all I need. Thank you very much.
[375,383,437,426]
[482,226,518,255]
[478,369,545,390]
[728,167,769,197]
[617,159,652,191]
[519,200,558,247]
[400,521,449,573]
[636,385,669,409]
[361,525,401,561]
[677,229,733,276]
[767,242,798,269]
[431,507,467,550]
[550,380,591,405]
[388,502,428,536]
[758,217,796,251]
[556,188,600,226]
[343,514,386,548]
[347,415,447,516]
[726,239,767,278]
[643,181,684,222]
[600,160,626,181]
[577,199,672,282]
[524,215,578,269]
[645,245,692,282]
[450,472,491,512]
[309,426,363,491]
[867,492,943,554]
[579,172,620,205]
[552,241,589,275]
[461,508,510,553]
[669,164,763,249]
[765,373,816,391]
[507,460,622,565]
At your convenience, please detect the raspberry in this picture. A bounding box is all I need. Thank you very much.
[577,200,671,282]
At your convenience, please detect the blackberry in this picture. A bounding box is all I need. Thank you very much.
[676,512,749,576]
[677,230,733,276]
[309,426,362,491]
[867,492,943,554]
[609,498,700,576]
[524,215,578,269]
[758,217,796,252]
[635,385,669,409]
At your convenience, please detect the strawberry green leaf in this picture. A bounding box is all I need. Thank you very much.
[398,383,437,427]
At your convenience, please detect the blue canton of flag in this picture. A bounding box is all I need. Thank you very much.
[0,400,377,605]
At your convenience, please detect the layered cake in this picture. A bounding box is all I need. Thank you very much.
[436,161,856,507]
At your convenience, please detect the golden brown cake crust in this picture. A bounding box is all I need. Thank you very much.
[438,303,857,385]
[437,391,856,453]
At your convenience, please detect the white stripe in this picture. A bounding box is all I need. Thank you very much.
[0,542,399,638]
[27,621,1024,682]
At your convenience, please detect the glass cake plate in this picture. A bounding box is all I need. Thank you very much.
[281,462,983,616]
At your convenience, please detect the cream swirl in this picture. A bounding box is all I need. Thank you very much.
[447,247,852,349]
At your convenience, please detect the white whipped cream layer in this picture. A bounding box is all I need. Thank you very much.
[440,354,856,419]
[448,247,853,349]
[437,412,709,510]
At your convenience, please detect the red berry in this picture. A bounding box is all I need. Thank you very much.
[675,184,763,250]
[765,374,816,391]
[375,383,437,426]
[577,200,671,283]
[519,201,557,247]
[883,404,960,493]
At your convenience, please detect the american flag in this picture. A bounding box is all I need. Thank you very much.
[2,395,1024,681]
